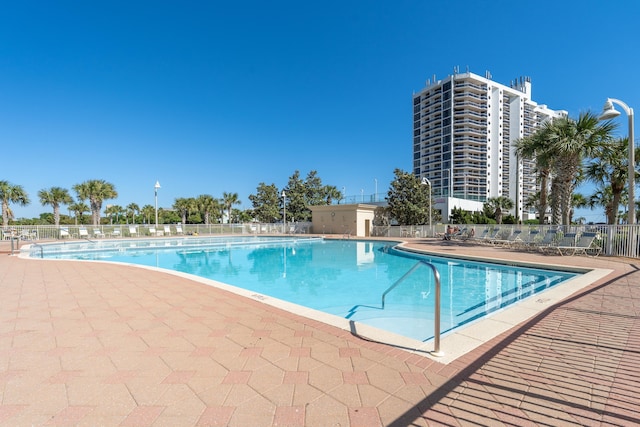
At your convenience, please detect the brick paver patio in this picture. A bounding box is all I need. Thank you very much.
[0,238,638,426]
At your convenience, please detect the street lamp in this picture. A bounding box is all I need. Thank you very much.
[422,177,432,236]
[281,190,286,234]
[374,178,377,202]
[154,180,161,229]
[599,98,635,224]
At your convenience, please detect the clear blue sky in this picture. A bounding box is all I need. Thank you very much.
[2,1,638,223]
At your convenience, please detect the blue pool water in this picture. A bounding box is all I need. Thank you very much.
[30,236,578,342]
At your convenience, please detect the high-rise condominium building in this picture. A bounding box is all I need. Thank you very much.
[413,68,566,222]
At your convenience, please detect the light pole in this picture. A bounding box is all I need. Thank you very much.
[154,180,161,229]
[281,190,286,234]
[599,98,635,224]
[422,177,432,237]
[374,178,377,202]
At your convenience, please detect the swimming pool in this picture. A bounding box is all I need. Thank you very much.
[27,236,579,343]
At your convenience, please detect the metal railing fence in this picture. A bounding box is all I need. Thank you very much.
[1,222,313,242]
[3,222,640,258]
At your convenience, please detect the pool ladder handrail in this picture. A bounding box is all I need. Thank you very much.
[29,242,44,258]
[381,260,443,357]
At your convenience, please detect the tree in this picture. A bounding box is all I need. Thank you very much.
[126,203,140,224]
[73,179,118,226]
[450,207,471,224]
[197,194,220,225]
[282,171,308,222]
[249,183,281,222]
[173,197,197,224]
[514,120,555,224]
[386,168,436,225]
[485,196,514,224]
[222,192,240,224]
[547,113,615,225]
[0,180,30,228]
[140,204,155,224]
[585,138,636,224]
[68,202,89,225]
[105,205,124,224]
[570,193,588,225]
[38,187,73,227]
[324,185,342,204]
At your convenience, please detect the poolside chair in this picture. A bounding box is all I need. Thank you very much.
[536,229,560,253]
[569,232,602,257]
[60,228,70,239]
[488,227,512,245]
[129,226,138,237]
[471,227,489,241]
[79,228,89,238]
[94,228,105,238]
[19,229,37,241]
[164,225,172,235]
[451,227,470,240]
[493,229,522,246]
[513,229,540,251]
[148,227,158,236]
[549,232,578,256]
[175,225,183,235]
[481,227,502,244]
[112,229,121,238]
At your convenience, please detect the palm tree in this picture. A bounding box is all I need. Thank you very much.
[197,194,219,225]
[105,205,124,224]
[570,193,589,225]
[38,187,73,226]
[0,180,30,228]
[173,198,196,224]
[140,204,155,224]
[222,192,240,224]
[324,185,343,204]
[585,138,635,224]
[68,202,90,225]
[547,113,615,225]
[514,120,555,224]
[126,203,140,224]
[73,180,118,226]
[485,196,514,224]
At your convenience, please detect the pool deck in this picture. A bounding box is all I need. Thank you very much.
[1,236,639,426]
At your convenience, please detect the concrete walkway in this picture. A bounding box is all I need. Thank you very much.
[0,238,638,426]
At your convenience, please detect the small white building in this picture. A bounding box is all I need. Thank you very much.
[310,204,377,237]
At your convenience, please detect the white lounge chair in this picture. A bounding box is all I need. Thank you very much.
[513,229,540,250]
[129,226,138,237]
[536,229,559,253]
[112,229,121,238]
[549,232,578,256]
[60,228,70,239]
[164,225,172,235]
[94,228,105,238]
[79,228,89,238]
[575,232,602,257]
[175,225,183,235]
[553,232,601,257]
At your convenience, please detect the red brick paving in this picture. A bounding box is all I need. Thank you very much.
[0,238,638,426]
